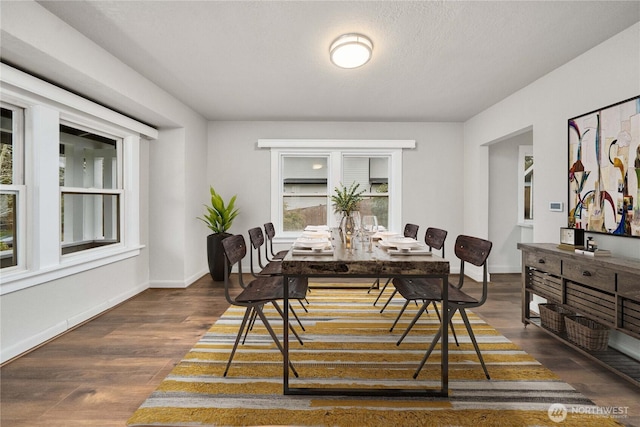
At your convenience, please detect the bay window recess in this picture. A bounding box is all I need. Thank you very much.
[0,63,157,294]
[259,139,415,240]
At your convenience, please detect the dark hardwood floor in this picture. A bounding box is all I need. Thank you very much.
[1,273,639,426]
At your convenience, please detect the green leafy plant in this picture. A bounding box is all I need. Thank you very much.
[331,182,365,216]
[198,186,239,234]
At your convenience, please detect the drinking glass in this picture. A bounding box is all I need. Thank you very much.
[352,212,362,248]
[361,215,378,252]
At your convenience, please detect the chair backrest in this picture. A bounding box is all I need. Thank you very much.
[264,222,276,241]
[263,222,278,260]
[454,235,492,266]
[424,227,447,257]
[453,234,493,306]
[403,223,419,239]
[221,234,247,304]
[248,227,267,273]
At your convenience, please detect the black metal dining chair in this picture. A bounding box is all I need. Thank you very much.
[410,234,493,380]
[247,227,308,335]
[368,223,420,299]
[379,227,448,315]
[221,234,307,378]
[248,226,284,277]
[264,222,289,262]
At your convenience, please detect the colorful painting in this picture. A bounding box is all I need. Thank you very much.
[568,96,640,238]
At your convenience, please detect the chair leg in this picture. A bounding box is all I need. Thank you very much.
[373,278,392,306]
[432,302,459,347]
[254,305,299,378]
[271,302,304,346]
[389,300,411,332]
[379,289,397,313]
[413,307,457,379]
[459,309,490,380]
[298,299,309,313]
[396,301,430,346]
[242,306,259,345]
[367,277,380,293]
[224,307,252,377]
[288,303,306,331]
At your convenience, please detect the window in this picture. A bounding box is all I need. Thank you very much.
[282,155,328,231]
[59,124,122,255]
[260,139,414,239]
[343,155,389,227]
[518,145,534,224]
[0,104,25,270]
[0,64,156,294]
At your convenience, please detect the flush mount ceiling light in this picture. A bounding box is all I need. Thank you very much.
[329,33,373,69]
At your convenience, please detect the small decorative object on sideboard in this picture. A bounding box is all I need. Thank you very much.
[574,248,611,257]
[557,227,584,251]
[575,236,611,256]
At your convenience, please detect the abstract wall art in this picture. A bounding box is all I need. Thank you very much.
[568,95,640,238]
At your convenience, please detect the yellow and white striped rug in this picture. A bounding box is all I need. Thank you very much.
[127,287,621,426]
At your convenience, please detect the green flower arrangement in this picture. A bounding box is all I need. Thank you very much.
[331,182,365,216]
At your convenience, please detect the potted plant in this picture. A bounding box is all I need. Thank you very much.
[331,182,365,237]
[198,186,239,281]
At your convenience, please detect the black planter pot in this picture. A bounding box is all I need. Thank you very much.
[207,232,232,281]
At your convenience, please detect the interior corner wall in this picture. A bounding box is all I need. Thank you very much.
[184,118,210,285]
[207,121,465,271]
[148,128,187,287]
[0,1,209,362]
[148,118,209,289]
[464,22,640,261]
[488,131,532,273]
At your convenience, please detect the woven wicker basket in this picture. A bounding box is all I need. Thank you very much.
[565,315,610,351]
[538,303,573,333]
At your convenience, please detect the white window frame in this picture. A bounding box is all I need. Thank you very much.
[0,102,26,276]
[518,145,534,226]
[0,64,157,295]
[258,139,415,242]
[0,102,26,272]
[59,120,123,255]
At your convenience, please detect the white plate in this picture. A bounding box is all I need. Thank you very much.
[301,230,331,239]
[388,248,432,256]
[293,238,330,249]
[292,248,334,256]
[386,237,420,250]
[374,231,399,239]
[304,225,330,232]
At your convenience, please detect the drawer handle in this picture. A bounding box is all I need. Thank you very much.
[582,271,592,277]
[538,259,545,264]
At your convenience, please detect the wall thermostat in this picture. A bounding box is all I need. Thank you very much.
[549,202,564,212]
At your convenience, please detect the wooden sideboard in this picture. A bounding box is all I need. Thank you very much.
[518,243,640,386]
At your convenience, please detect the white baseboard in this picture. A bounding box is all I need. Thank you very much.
[1,282,148,364]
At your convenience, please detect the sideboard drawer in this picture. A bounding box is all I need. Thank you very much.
[525,252,561,276]
[563,260,615,292]
[618,273,640,301]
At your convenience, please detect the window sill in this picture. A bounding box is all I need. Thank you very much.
[0,245,144,296]
[517,222,534,228]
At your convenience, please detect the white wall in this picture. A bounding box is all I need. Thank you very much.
[465,22,640,261]
[207,121,465,271]
[488,131,533,273]
[0,1,208,362]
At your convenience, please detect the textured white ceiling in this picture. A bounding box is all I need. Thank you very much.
[28,1,640,122]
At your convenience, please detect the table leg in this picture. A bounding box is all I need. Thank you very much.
[441,274,448,395]
[283,274,290,394]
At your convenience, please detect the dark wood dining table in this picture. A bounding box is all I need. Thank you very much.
[281,230,450,397]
